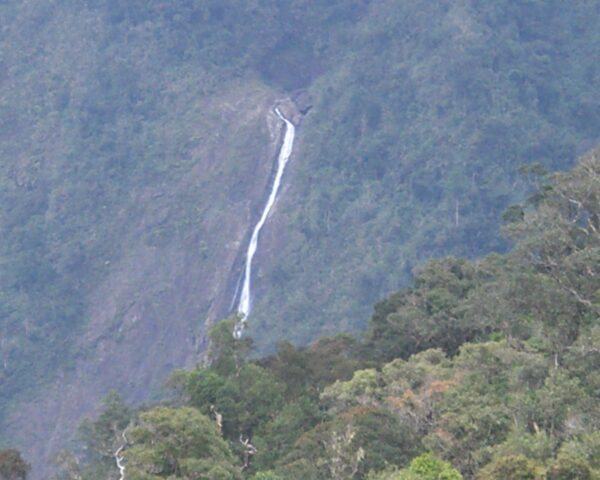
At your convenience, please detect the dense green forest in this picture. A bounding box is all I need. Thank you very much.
[252,0,600,348]
[3,1,600,477]
[34,147,597,479]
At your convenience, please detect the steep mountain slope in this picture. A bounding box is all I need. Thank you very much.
[0,1,288,474]
[2,1,600,477]
[4,81,285,475]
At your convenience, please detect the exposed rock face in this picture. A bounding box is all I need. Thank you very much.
[5,85,285,479]
[292,90,313,116]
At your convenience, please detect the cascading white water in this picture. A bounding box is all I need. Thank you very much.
[114,429,128,480]
[111,109,294,475]
[115,446,126,480]
[234,108,295,338]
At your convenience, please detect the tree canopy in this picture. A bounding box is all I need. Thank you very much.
[62,150,600,479]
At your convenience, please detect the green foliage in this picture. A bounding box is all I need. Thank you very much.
[170,361,284,441]
[125,406,241,480]
[261,335,362,398]
[79,391,131,448]
[476,455,545,480]
[407,453,462,480]
[207,317,253,377]
[363,258,485,362]
[368,453,462,480]
[545,434,600,480]
[248,473,283,480]
[76,391,131,479]
[5,5,600,470]
[4,0,600,467]
[252,0,600,352]
[351,408,420,478]
[169,368,226,413]
[66,151,600,480]
[321,369,380,413]
[491,432,556,464]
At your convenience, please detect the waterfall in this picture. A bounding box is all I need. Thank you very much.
[114,428,128,480]
[110,108,295,477]
[115,446,126,480]
[234,108,296,338]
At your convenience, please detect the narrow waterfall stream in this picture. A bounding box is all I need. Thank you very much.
[115,446,125,480]
[234,108,296,338]
[114,429,128,480]
[113,108,295,478]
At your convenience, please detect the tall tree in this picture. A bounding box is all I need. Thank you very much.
[123,406,241,479]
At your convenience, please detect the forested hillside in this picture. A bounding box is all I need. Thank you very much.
[2,1,600,477]
[49,146,600,479]
[253,0,600,347]
[0,0,289,472]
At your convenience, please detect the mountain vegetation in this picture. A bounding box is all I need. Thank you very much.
[3,1,600,477]
[251,0,600,348]
[44,148,600,479]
